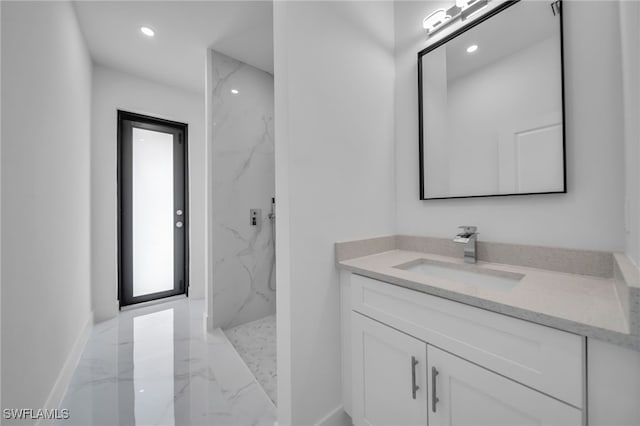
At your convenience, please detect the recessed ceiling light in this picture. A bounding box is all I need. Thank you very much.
[140,26,155,37]
[466,44,478,53]
[230,89,239,95]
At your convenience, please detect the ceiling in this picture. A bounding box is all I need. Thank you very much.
[73,1,274,94]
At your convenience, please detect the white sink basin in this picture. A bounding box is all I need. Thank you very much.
[395,259,523,291]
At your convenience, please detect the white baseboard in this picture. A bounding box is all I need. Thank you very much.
[314,405,352,426]
[37,311,94,426]
[205,311,214,331]
[203,312,209,333]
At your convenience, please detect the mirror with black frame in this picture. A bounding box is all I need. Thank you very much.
[418,0,565,200]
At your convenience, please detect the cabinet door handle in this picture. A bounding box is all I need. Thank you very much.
[432,366,439,412]
[411,356,420,399]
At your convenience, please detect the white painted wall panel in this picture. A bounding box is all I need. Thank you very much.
[273,2,396,423]
[1,1,92,416]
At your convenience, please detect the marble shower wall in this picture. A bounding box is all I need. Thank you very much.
[210,50,275,329]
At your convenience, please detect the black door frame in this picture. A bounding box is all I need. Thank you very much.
[117,110,189,307]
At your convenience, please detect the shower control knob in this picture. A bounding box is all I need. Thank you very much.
[176,221,183,228]
[250,209,261,228]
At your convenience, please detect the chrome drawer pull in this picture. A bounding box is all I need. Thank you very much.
[432,366,439,412]
[411,356,420,399]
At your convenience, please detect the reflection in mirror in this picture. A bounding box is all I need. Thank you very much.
[419,0,565,199]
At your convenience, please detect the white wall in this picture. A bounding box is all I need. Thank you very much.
[1,0,3,411]
[273,1,396,423]
[208,50,276,330]
[91,65,205,322]
[588,339,640,425]
[620,1,640,266]
[1,0,92,418]
[395,1,625,251]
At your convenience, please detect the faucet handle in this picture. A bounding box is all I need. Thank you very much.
[458,225,477,234]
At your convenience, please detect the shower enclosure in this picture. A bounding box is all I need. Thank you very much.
[206,49,277,405]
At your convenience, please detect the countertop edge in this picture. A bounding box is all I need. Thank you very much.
[338,261,640,352]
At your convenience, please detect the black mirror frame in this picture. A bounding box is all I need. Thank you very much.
[417,0,567,200]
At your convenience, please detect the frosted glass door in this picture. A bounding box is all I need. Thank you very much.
[132,128,174,297]
[119,111,187,306]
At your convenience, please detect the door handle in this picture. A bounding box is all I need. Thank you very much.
[432,366,439,412]
[411,356,420,399]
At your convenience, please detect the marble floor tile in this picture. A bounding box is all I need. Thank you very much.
[224,315,277,406]
[55,298,276,426]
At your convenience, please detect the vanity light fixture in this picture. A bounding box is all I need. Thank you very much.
[230,89,239,95]
[140,26,155,37]
[422,9,451,34]
[423,0,490,37]
[461,0,489,21]
[466,44,478,53]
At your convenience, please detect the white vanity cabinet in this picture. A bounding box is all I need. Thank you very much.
[352,313,427,426]
[344,273,585,426]
[426,345,582,426]
[352,313,582,426]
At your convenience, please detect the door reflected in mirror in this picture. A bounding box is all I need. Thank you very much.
[418,0,566,200]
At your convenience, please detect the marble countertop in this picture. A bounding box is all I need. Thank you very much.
[336,236,640,351]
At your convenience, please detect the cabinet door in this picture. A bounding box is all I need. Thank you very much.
[352,313,428,426]
[427,345,582,426]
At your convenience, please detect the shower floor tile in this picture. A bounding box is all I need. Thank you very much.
[224,315,277,405]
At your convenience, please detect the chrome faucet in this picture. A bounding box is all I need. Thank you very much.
[454,226,478,264]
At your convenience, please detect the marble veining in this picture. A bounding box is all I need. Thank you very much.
[210,50,276,329]
[55,299,276,426]
[224,315,277,405]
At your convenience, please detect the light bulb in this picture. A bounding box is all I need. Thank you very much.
[140,26,155,37]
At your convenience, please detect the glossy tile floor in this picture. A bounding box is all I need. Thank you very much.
[55,298,276,426]
[225,315,277,405]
